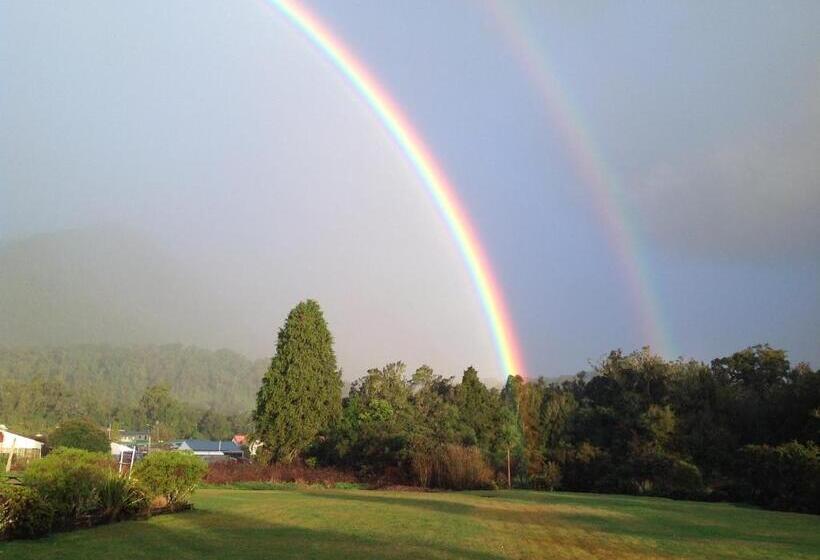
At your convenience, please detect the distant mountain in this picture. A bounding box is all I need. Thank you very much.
[0,344,267,414]
[0,228,277,413]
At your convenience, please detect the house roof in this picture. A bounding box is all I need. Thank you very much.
[0,429,44,450]
[175,439,242,453]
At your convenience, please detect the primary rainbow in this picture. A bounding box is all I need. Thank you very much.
[486,1,673,357]
[264,0,527,378]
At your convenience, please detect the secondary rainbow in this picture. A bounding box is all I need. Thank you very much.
[486,1,673,357]
[263,0,527,378]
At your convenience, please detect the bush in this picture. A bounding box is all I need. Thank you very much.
[49,417,110,453]
[430,445,494,490]
[98,472,150,522]
[24,448,112,527]
[0,485,54,539]
[132,452,207,509]
[559,443,613,492]
[733,441,819,513]
[614,452,703,499]
[532,461,562,491]
[658,458,704,498]
[203,461,356,486]
[410,448,435,488]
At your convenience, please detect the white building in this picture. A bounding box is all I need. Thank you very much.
[110,441,136,473]
[0,425,44,468]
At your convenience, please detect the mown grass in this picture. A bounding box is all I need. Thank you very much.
[2,488,818,559]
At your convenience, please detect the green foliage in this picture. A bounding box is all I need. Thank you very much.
[98,472,150,522]
[132,452,207,508]
[5,334,818,517]
[0,344,262,437]
[455,367,499,449]
[0,485,54,539]
[23,448,113,527]
[316,345,811,505]
[332,482,364,490]
[621,452,704,499]
[319,362,424,476]
[255,300,342,462]
[734,441,820,513]
[558,442,612,492]
[49,417,110,453]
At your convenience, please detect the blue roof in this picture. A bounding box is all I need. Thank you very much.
[176,439,242,453]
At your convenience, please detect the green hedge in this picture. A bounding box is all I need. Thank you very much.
[24,448,113,528]
[132,452,207,509]
[733,441,819,513]
[0,485,54,539]
[2,449,207,541]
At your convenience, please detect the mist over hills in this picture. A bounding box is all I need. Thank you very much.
[0,227,508,384]
[0,227,239,350]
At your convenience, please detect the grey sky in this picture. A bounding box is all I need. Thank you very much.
[1,1,818,380]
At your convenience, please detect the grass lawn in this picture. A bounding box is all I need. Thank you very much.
[2,488,818,559]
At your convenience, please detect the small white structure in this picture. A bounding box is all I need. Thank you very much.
[249,440,264,458]
[0,425,44,470]
[110,441,136,474]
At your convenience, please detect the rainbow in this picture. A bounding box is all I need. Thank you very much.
[485,1,673,357]
[263,0,527,378]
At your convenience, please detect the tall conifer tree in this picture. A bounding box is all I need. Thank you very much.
[254,300,341,462]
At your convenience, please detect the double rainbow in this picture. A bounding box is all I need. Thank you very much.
[486,1,672,357]
[264,0,527,378]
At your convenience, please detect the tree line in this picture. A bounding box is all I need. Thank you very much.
[0,344,260,437]
[2,301,816,512]
[255,300,820,513]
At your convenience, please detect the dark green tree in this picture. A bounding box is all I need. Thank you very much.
[496,405,523,489]
[49,417,109,453]
[454,367,498,450]
[254,300,342,462]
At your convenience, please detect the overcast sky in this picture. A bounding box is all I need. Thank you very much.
[1,1,818,380]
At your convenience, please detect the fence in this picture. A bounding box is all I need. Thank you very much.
[1,447,42,470]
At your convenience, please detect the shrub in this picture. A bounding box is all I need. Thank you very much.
[132,452,207,509]
[49,417,110,453]
[559,443,613,492]
[203,461,356,486]
[733,441,819,513]
[98,472,150,522]
[432,445,494,490]
[24,448,112,527]
[619,452,704,499]
[333,482,363,490]
[410,448,435,488]
[532,461,562,491]
[658,458,704,498]
[0,485,54,539]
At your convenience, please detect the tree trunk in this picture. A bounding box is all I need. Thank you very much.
[506,447,511,489]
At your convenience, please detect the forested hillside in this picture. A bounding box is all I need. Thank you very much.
[0,344,266,433]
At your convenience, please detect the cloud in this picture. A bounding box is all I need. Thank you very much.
[629,87,820,260]
[0,2,501,380]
